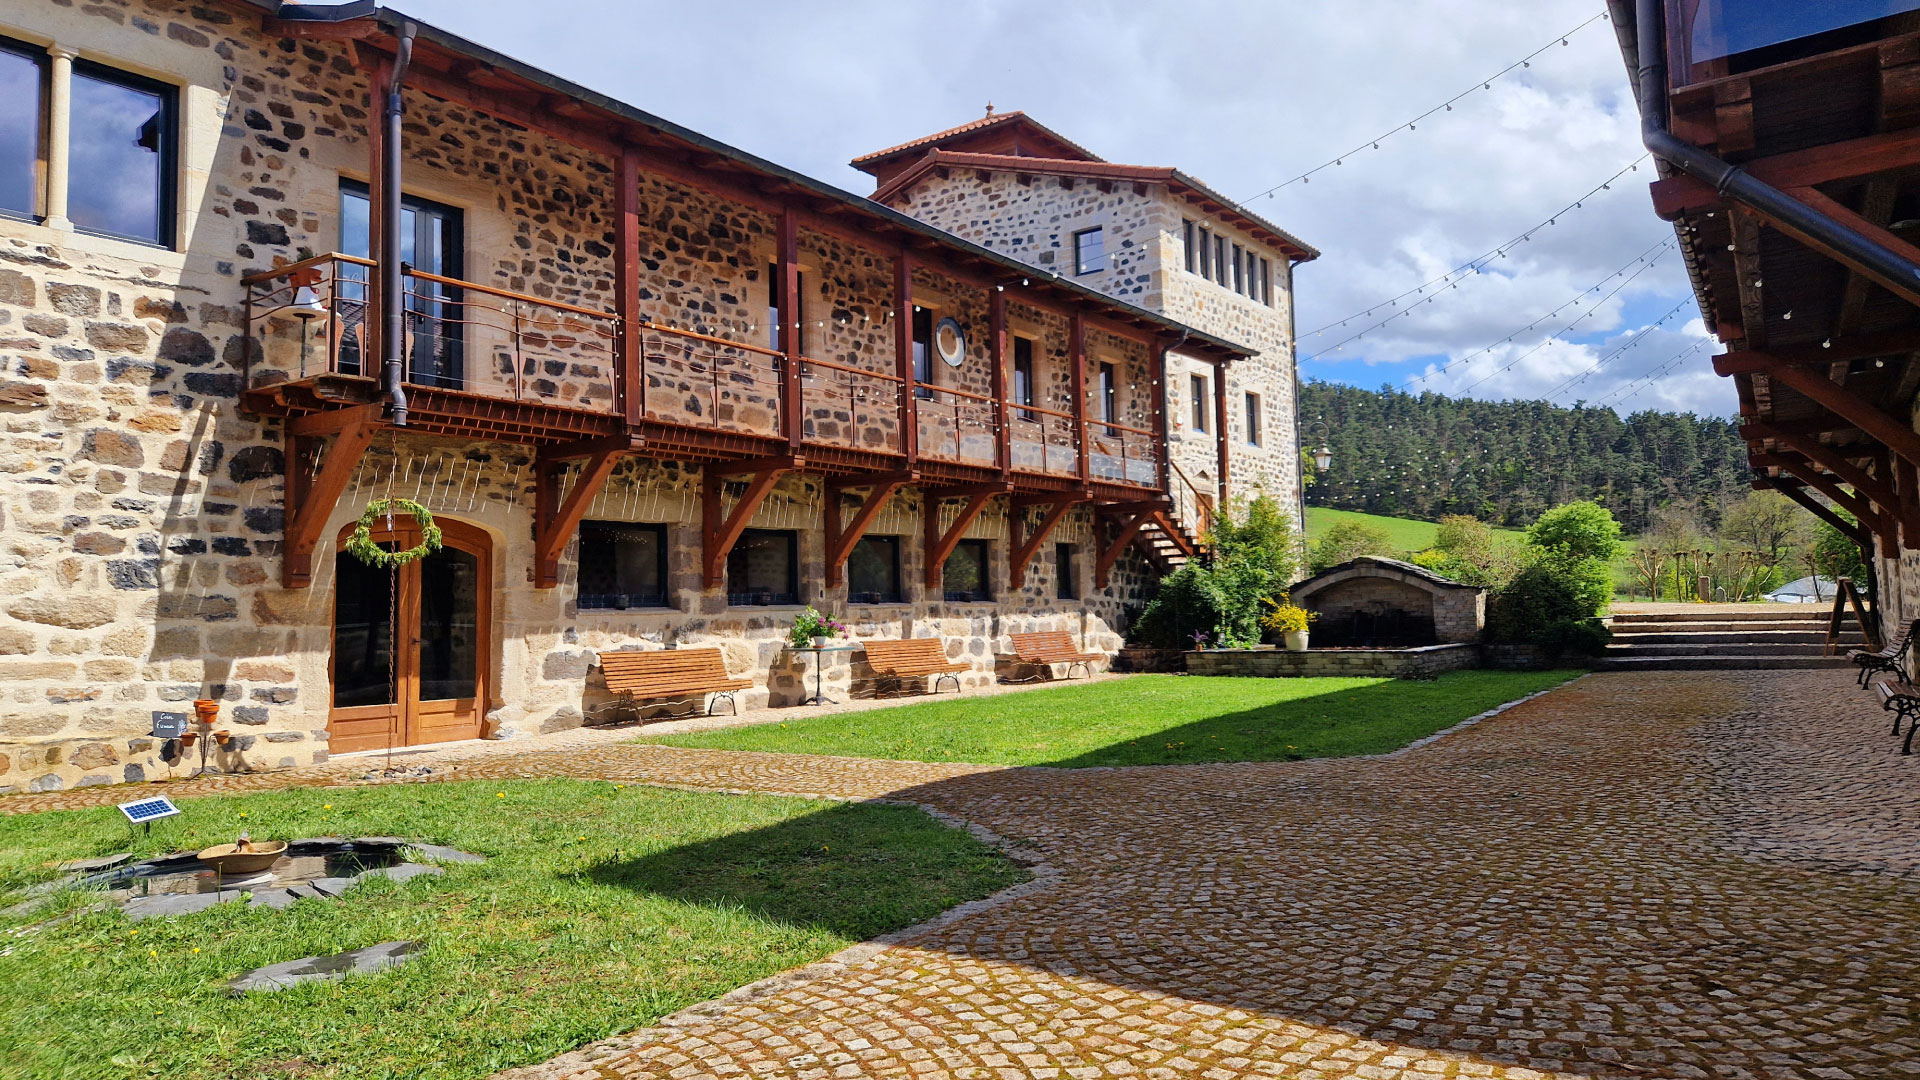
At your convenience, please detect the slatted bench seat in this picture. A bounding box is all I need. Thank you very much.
[595,647,753,719]
[1850,618,1919,686]
[1004,630,1105,681]
[862,637,970,696]
[1876,680,1920,756]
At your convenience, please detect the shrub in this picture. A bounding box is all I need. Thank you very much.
[1308,519,1395,574]
[1525,501,1623,562]
[1131,494,1300,649]
[1485,548,1612,653]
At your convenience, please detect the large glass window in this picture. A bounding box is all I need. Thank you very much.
[1690,0,1920,63]
[912,305,934,399]
[0,41,42,221]
[727,528,798,606]
[68,62,173,245]
[1073,226,1105,275]
[1214,235,1227,284]
[339,180,464,385]
[1195,226,1211,281]
[577,521,668,609]
[1232,244,1245,294]
[847,535,902,604]
[1012,336,1036,421]
[1190,373,1208,432]
[1245,391,1262,446]
[1100,361,1118,436]
[416,546,480,702]
[1182,219,1196,273]
[1055,542,1077,600]
[1260,257,1273,305]
[943,538,991,603]
[768,263,804,354]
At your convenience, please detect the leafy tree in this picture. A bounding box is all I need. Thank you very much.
[1718,490,1808,569]
[1525,500,1623,561]
[1810,509,1869,587]
[1308,519,1397,574]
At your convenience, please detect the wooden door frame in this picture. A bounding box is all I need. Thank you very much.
[327,517,492,753]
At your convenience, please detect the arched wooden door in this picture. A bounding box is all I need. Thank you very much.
[329,517,490,754]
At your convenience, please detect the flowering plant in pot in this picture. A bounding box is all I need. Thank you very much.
[789,607,849,649]
[1261,596,1318,652]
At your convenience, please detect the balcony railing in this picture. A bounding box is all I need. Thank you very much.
[244,255,1183,493]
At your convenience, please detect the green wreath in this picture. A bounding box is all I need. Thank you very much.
[346,498,443,569]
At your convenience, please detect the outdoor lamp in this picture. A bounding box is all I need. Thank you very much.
[272,284,328,322]
[1312,444,1333,471]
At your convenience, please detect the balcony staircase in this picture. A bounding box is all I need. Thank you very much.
[1594,607,1866,671]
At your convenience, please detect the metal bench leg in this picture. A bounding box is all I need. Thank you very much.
[935,672,959,694]
[709,691,738,716]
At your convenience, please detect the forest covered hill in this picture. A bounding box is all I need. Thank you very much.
[1299,381,1750,535]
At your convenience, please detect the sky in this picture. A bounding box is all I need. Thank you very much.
[385,0,1722,418]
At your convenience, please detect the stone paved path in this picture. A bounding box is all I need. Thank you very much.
[8,670,1919,1079]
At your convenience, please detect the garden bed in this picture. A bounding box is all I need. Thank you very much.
[1185,643,1482,678]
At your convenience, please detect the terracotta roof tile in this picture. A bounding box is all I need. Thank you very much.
[851,111,1102,167]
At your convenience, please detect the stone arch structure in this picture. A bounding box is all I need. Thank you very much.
[1291,557,1486,647]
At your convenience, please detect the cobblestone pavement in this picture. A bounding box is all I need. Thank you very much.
[8,670,1920,1079]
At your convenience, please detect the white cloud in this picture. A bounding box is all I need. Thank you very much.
[385,0,1716,415]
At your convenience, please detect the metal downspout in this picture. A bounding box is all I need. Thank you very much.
[383,21,417,426]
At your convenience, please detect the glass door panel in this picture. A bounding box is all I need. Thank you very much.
[417,546,479,702]
[332,544,396,708]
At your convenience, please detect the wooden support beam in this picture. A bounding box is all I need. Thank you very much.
[533,436,632,588]
[923,489,999,590]
[990,289,1010,478]
[1729,207,1767,349]
[1749,447,1894,507]
[1772,458,1893,548]
[289,402,384,438]
[617,147,643,424]
[1774,186,1920,309]
[895,251,917,466]
[824,473,910,587]
[1150,339,1170,492]
[1008,495,1083,590]
[1832,176,1899,383]
[701,463,790,589]
[1647,125,1920,218]
[778,208,802,448]
[1213,362,1232,507]
[1898,454,1920,550]
[1070,313,1089,485]
[1150,510,1195,559]
[282,409,383,589]
[1095,510,1153,590]
[1765,477,1870,550]
[364,56,391,365]
[1741,417,1867,441]
[1748,359,1920,471]
[1717,332,1920,375]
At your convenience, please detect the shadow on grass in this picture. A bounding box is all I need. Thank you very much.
[586,800,1025,941]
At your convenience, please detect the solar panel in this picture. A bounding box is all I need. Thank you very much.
[118,797,180,825]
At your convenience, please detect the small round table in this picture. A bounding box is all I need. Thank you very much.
[793,643,858,706]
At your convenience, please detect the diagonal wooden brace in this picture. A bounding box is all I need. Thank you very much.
[283,404,383,588]
[1763,477,1870,551]
[702,462,791,589]
[1754,360,1920,473]
[825,472,911,587]
[1095,509,1154,590]
[923,489,1000,590]
[1008,495,1084,590]
[533,435,635,589]
[1773,458,1892,550]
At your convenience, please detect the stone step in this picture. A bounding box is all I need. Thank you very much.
[1592,654,1855,671]
[1601,642,1851,657]
[1610,610,1834,625]
[1607,630,1865,646]
[1609,620,1854,635]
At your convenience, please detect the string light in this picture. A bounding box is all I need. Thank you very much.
[1302,156,1652,344]
[1245,11,1612,200]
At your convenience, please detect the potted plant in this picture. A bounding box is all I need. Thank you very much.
[790,607,848,649]
[1261,596,1318,652]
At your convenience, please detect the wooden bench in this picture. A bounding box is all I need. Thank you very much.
[861,638,970,696]
[595,647,753,719]
[1850,618,1919,686]
[1875,680,1920,755]
[1005,630,1105,681]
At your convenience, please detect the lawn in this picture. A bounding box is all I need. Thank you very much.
[640,671,1579,767]
[0,780,1025,1080]
[1304,506,1526,553]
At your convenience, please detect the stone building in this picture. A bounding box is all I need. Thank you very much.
[851,112,1318,531]
[0,0,1268,792]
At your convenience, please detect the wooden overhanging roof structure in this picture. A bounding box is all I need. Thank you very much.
[1610,0,1920,559]
[257,1,1253,365]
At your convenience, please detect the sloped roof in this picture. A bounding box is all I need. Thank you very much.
[871,150,1319,262]
[851,110,1103,171]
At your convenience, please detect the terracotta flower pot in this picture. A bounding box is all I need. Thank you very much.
[213,730,233,747]
[178,731,199,748]
[192,699,221,726]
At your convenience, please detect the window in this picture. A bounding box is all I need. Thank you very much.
[943,538,991,602]
[847,535,902,604]
[726,528,798,606]
[911,305,934,399]
[1055,542,1077,600]
[1182,219,1196,273]
[1073,226,1105,275]
[340,180,464,385]
[768,263,804,354]
[69,62,174,245]
[1260,257,1273,305]
[1012,336,1036,421]
[0,40,43,221]
[1214,235,1227,285]
[576,522,668,609]
[1232,244,1245,294]
[1100,361,1118,436]
[1244,392,1262,446]
[1195,226,1211,281]
[1189,373,1208,432]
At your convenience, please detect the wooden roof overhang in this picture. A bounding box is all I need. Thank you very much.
[254,2,1252,367]
[1608,0,1920,553]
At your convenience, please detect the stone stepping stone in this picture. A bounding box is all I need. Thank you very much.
[228,940,420,994]
[405,843,484,864]
[123,890,245,922]
[365,863,443,885]
[247,889,299,911]
[59,853,132,873]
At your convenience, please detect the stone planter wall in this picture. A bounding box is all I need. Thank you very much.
[1185,644,1482,678]
[1113,646,1186,673]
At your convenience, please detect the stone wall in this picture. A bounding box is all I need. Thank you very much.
[1292,558,1487,646]
[1185,644,1482,679]
[0,0,1162,793]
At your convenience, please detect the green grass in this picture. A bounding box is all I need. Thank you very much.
[640,671,1580,768]
[1303,506,1526,553]
[0,780,1025,1080]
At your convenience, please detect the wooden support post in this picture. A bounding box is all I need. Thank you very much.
[282,405,383,588]
[1753,360,1920,471]
[1094,508,1153,590]
[922,485,1005,591]
[1008,495,1083,590]
[894,251,917,465]
[617,147,642,425]
[1213,361,1232,507]
[365,57,391,364]
[533,435,633,589]
[778,208,802,448]
[1070,313,1089,484]
[824,472,911,587]
[1150,339,1170,492]
[990,288,1010,478]
[1899,455,1920,551]
[701,460,793,590]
